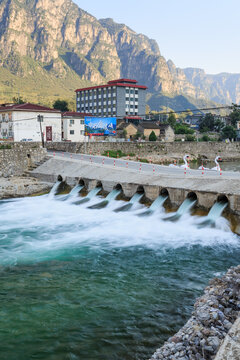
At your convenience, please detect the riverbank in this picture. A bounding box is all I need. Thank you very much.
[150,266,240,360]
[0,176,51,199]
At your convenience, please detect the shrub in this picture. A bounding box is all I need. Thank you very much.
[185,135,196,142]
[174,124,194,135]
[102,150,126,158]
[200,135,211,142]
[139,158,149,163]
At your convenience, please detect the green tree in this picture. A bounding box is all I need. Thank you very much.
[221,126,237,140]
[134,131,141,140]
[199,113,215,132]
[167,112,176,128]
[214,118,224,132]
[123,129,127,139]
[229,104,240,128]
[149,131,157,141]
[53,99,69,112]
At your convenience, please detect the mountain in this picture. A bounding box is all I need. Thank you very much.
[0,0,238,111]
[183,68,240,105]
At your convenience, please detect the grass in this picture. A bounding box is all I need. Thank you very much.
[139,158,149,163]
[0,144,12,149]
[102,150,126,158]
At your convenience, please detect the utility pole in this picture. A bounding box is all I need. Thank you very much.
[37,115,44,147]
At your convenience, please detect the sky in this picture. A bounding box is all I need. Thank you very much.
[74,0,240,74]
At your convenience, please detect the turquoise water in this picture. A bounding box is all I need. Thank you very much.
[0,194,239,360]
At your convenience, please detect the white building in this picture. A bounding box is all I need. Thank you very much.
[0,103,61,142]
[62,112,92,142]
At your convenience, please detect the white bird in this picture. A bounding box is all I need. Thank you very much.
[180,154,190,169]
[169,155,190,169]
[211,156,222,171]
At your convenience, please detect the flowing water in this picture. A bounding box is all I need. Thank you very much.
[0,193,239,360]
[48,181,61,198]
[138,196,167,217]
[88,189,121,209]
[73,187,102,205]
[164,198,196,222]
[115,192,144,213]
[68,184,83,197]
[198,201,228,228]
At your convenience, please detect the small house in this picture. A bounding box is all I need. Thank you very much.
[117,122,138,140]
[138,122,160,139]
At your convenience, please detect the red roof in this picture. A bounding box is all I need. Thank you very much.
[75,82,147,92]
[0,103,61,113]
[124,116,143,120]
[62,111,93,117]
[107,79,137,84]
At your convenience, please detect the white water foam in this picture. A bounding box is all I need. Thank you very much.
[0,194,239,265]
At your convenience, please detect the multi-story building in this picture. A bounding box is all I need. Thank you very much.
[75,79,147,119]
[0,103,62,142]
[62,112,92,142]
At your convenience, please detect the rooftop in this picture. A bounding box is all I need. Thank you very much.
[62,111,93,118]
[0,103,61,113]
[139,122,160,129]
[75,79,147,92]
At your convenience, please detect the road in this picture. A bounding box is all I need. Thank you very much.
[47,150,240,180]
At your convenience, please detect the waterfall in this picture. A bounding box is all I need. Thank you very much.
[198,201,228,227]
[150,196,168,211]
[48,181,61,198]
[138,196,168,217]
[88,189,121,210]
[114,193,144,213]
[67,185,83,199]
[208,202,228,221]
[164,198,196,222]
[74,187,102,205]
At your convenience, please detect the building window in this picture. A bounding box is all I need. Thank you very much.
[80,120,84,124]
[70,130,74,135]
[70,119,74,125]
[80,130,84,135]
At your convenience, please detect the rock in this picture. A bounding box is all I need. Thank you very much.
[149,266,240,360]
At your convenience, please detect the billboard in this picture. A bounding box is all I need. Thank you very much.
[85,117,116,136]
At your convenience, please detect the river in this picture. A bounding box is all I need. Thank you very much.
[0,192,239,360]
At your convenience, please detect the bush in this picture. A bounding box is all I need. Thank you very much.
[174,124,194,135]
[185,135,196,142]
[0,144,12,150]
[149,131,157,141]
[139,158,149,163]
[102,150,126,158]
[200,135,211,142]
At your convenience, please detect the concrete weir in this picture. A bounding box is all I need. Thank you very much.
[31,154,240,231]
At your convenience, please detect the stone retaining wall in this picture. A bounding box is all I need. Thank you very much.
[150,266,240,360]
[0,142,47,177]
[45,141,240,161]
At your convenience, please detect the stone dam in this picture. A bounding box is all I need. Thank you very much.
[31,151,240,233]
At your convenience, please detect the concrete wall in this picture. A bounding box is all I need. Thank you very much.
[0,142,47,177]
[46,141,240,161]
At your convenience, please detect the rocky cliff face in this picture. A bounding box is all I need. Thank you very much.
[0,0,204,102]
[183,68,240,104]
[0,0,239,107]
